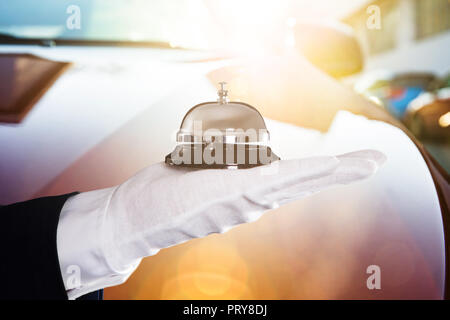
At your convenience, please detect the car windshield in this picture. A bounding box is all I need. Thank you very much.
[0,0,209,47]
[0,0,364,49]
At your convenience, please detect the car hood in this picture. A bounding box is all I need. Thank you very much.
[0,45,445,299]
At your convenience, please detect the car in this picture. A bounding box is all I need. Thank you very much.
[354,71,438,118]
[404,88,450,141]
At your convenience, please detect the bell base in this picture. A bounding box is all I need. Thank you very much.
[165,144,280,169]
[164,161,268,170]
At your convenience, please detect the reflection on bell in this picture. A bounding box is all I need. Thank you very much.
[165,82,280,169]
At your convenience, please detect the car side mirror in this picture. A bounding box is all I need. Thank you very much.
[294,22,364,78]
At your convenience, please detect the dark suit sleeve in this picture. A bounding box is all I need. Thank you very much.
[0,193,77,300]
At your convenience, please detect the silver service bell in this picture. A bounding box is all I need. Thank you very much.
[165,82,280,169]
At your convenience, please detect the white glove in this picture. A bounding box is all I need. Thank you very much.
[57,149,385,298]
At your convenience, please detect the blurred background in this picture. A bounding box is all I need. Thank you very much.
[1,0,448,171]
[343,0,450,172]
[0,0,449,300]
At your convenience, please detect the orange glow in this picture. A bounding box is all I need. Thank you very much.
[438,112,450,128]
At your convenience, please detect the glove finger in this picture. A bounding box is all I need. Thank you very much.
[243,152,383,208]
[175,156,340,200]
[336,149,387,166]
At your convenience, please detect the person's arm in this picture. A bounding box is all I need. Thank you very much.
[0,193,76,300]
[0,150,384,300]
[57,150,385,299]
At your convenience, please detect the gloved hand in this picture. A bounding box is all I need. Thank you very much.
[58,149,385,298]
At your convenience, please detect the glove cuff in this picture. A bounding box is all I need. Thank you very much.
[57,187,141,299]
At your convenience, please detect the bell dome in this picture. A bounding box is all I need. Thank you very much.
[180,102,267,132]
